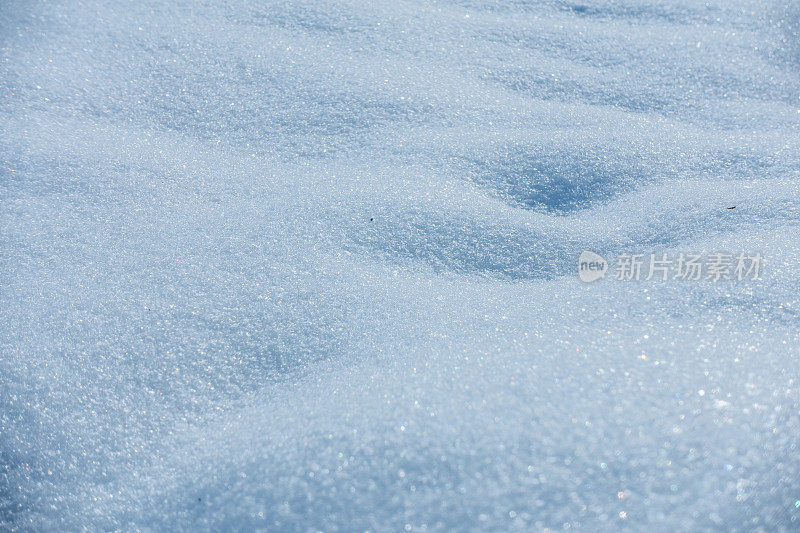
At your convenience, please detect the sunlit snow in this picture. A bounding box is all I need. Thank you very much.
[2,0,800,530]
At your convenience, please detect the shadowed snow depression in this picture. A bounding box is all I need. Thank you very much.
[2,0,800,530]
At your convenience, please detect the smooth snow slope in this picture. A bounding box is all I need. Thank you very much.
[2,0,800,530]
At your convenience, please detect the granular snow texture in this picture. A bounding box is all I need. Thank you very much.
[2,0,800,530]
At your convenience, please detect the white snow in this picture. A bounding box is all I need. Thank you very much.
[2,0,800,530]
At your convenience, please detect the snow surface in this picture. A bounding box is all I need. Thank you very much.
[2,0,800,530]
